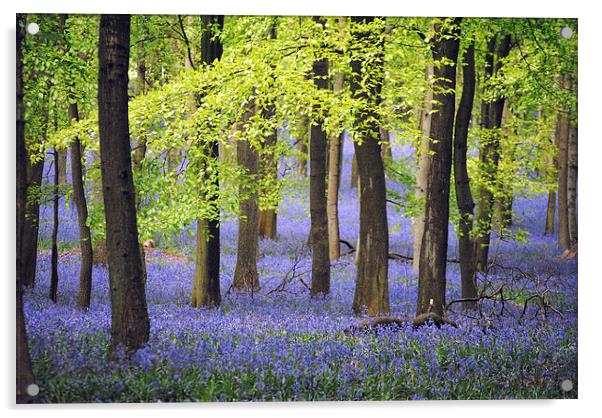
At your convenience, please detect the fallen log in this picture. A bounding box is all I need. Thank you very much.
[344,312,458,335]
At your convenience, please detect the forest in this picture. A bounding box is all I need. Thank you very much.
[16,13,578,402]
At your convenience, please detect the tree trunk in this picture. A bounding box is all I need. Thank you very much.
[416,18,461,317]
[49,147,60,303]
[413,63,434,273]
[474,35,512,272]
[57,148,68,185]
[295,115,308,177]
[327,81,345,260]
[567,122,578,245]
[69,103,94,308]
[453,42,477,309]
[556,77,571,250]
[258,114,278,239]
[380,127,393,161]
[98,14,150,356]
[350,152,359,189]
[350,17,389,316]
[233,103,261,291]
[309,31,331,297]
[544,191,556,235]
[17,13,36,403]
[23,152,44,288]
[544,124,558,236]
[495,99,514,230]
[191,15,224,308]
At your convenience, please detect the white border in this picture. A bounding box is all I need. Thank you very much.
[2,1,599,417]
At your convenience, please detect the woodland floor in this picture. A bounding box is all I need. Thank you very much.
[24,137,578,402]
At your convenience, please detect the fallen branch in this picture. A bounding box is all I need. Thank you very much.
[340,240,460,264]
[344,312,458,335]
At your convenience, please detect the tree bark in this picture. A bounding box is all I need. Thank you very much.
[349,17,389,316]
[416,18,461,317]
[23,149,44,289]
[309,26,331,296]
[49,147,60,303]
[544,191,556,235]
[567,121,578,245]
[350,152,359,189]
[98,14,150,355]
[69,103,94,308]
[413,63,434,273]
[295,114,309,177]
[258,125,278,240]
[544,124,558,236]
[17,13,36,403]
[495,99,514,230]
[380,127,393,161]
[474,35,512,272]
[191,15,224,308]
[453,42,477,309]
[233,102,261,291]
[57,149,68,185]
[556,76,571,250]
[327,81,345,261]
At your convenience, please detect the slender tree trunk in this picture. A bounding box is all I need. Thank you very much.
[495,99,514,230]
[69,103,94,308]
[309,27,331,296]
[17,13,36,403]
[544,191,556,235]
[23,151,44,289]
[544,123,558,236]
[258,115,278,240]
[556,77,571,250]
[49,147,60,303]
[257,21,279,240]
[413,63,434,273]
[98,14,150,356]
[474,35,512,272]
[233,103,261,291]
[192,15,224,308]
[453,42,477,309]
[327,86,345,260]
[380,127,393,161]
[416,18,461,317]
[57,149,68,185]
[350,17,389,316]
[295,115,309,177]
[567,122,578,245]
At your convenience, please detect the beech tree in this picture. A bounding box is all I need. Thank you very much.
[98,14,150,355]
[556,94,570,250]
[349,17,389,316]
[17,13,36,403]
[474,34,512,272]
[567,122,577,245]
[416,18,461,317]
[258,22,279,240]
[191,15,225,308]
[69,101,94,308]
[412,63,433,273]
[453,41,477,308]
[309,17,330,297]
[49,145,60,303]
[233,101,261,291]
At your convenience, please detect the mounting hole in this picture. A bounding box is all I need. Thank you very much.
[26,383,39,397]
[560,379,573,392]
[560,27,573,39]
[26,22,39,35]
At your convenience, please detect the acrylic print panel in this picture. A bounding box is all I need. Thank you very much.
[16,13,577,403]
